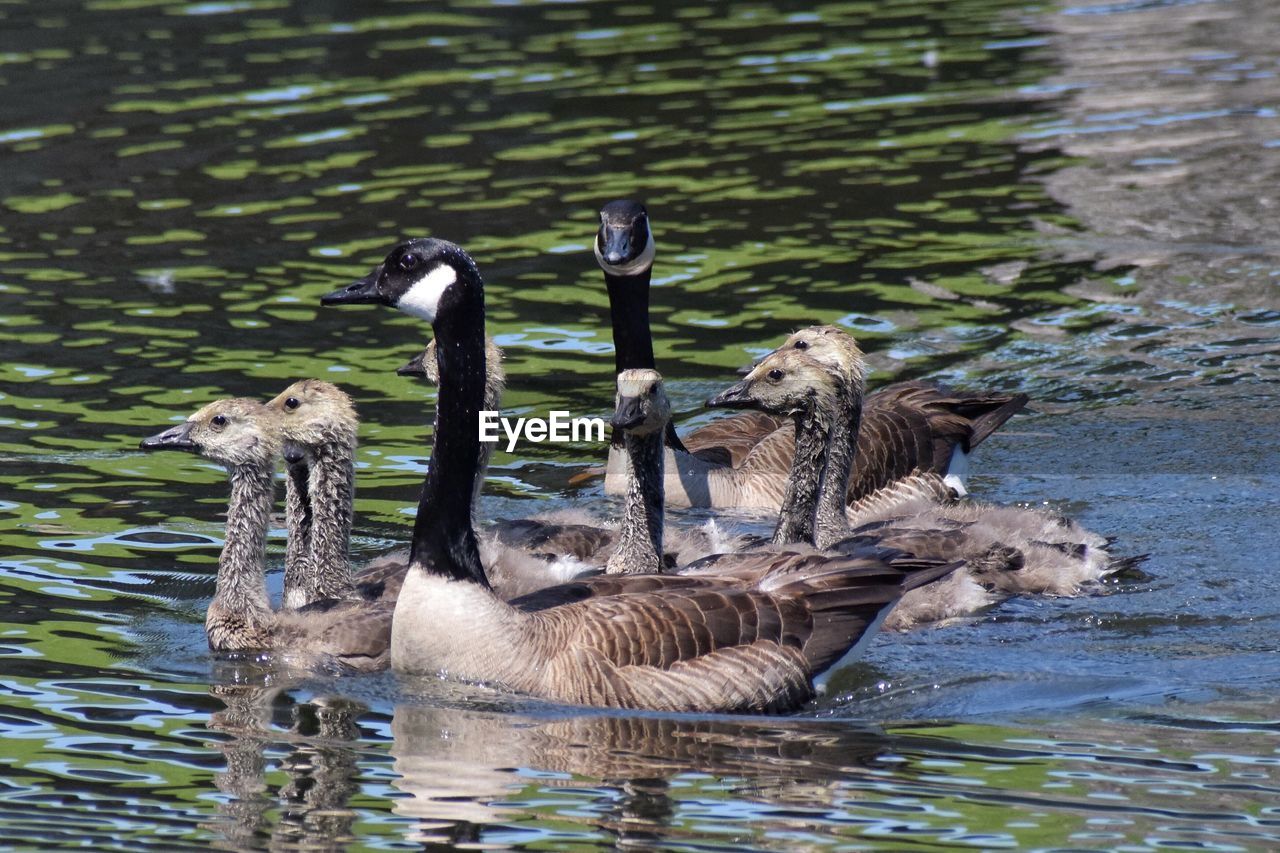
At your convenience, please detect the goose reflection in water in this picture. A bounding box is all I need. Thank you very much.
[201,668,366,850]
[388,701,899,847]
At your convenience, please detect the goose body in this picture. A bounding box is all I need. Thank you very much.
[321,237,959,712]
[711,334,1140,629]
[140,399,391,671]
[595,200,1026,508]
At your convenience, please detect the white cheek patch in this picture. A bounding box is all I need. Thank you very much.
[397,264,458,321]
[595,228,656,277]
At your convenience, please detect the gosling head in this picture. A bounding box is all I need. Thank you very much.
[739,325,867,383]
[396,340,437,381]
[140,398,281,471]
[396,337,504,387]
[775,325,866,386]
[707,349,842,418]
[265,379,358,465]
[595,199,655,277]
[320,237,483,324]
[610,368,671,437]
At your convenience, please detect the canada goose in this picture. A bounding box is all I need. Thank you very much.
[604,368,673,574]
[139,399,391,670]
[557,365,987,633]
[320,237,960,712]
[765,325,1029,501]
[595,200,1027,508]
[710,340,1140,628]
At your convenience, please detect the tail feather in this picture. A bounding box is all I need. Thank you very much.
[960,392,1029,450]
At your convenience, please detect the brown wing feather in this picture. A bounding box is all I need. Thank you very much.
[682,411,789,467]
[516,550,959,712]
[489,518,616,561]
[278,601,395,672]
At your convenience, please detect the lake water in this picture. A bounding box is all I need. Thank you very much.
[1,0,1278,848]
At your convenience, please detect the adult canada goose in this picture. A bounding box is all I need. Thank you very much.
[595,200,1028,508]
[320,237,960,712]
[710,340,1141,627]
[139,399,391,671]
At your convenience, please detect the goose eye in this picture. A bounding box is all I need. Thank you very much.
[648,383,658,395]
[767,369,785,382]
[284,396,300,411]
[793,340,809,350]
[211,414,228,428]
[399,253,419,272]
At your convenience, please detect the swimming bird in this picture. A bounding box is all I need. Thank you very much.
[319,237,959,712]
[710,338,1141,628]
[270,380,359,610]
[595,200,1027,508]
[139,399,391,670]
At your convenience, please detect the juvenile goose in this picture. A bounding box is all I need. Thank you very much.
[711,342,1139,627]
[595,200,1027,508]
[320,237,960,712]
[139,399,391,670]
[270,380,359,609]
[763,325,1028,500]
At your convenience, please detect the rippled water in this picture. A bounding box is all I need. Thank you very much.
[1,0,1278,848]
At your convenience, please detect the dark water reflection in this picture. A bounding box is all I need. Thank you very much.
[1,0,1277,848]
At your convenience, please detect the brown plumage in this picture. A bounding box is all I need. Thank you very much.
[322,236,961,712]
[714,337,1142,629]
[140,398,391,671]
[401,550,957,713]
[671,325,1029,507]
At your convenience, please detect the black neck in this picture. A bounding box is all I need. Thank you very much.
[605,268,656,373]
[410,293,490,587]
[604,267,689,454]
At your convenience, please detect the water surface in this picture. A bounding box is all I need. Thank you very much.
[1,0,1277,848]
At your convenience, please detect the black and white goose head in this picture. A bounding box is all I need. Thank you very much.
[595,199,655,277]
[320,237,483,326]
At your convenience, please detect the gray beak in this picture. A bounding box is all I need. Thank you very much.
[610,396,646,431]
[321,269,382,305]
[706,380,757,409]
[140,421,197,452]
